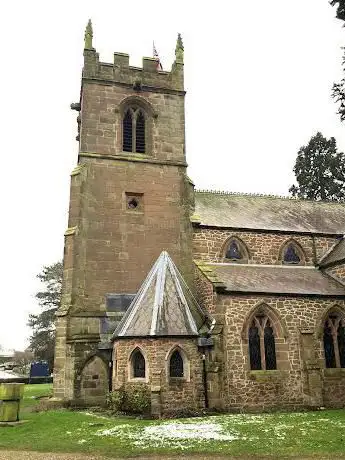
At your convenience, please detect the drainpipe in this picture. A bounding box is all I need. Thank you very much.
[202,350,209,409]
[108,358,113,392]
[198,336,214,409]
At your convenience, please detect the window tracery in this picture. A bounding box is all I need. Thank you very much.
[249,314,277,370]
[323,313,345,368]
[280,240,305,265]
[224,237,249,262]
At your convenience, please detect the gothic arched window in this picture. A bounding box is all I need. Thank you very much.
[280,240,305,265]
[169,350,184,377]
[122,107,146,153]
[249,315,277,370]
[131,349,146,378]
[323,314,345,369]
[224,238,249,262]
[284,244,301,264]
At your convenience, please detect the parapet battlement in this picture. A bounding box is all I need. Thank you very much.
[83,20,185,92]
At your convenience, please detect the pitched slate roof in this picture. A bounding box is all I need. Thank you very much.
[113,251,209,338]
[193,192,345,234]
[203,263,345,296]
[319,238,345,268]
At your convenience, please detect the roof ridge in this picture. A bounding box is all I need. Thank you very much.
[195,189,345,204]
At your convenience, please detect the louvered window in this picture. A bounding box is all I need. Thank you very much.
[136,110,145,153]
[123,110,133,152]
[122,107,146,153]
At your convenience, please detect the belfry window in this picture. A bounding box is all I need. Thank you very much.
[123,107,146,153]
[169,350,184,377]
[132,349,146,378]
[324,314,345,369]
[249,315,277,370]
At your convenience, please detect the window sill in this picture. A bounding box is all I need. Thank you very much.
[128,377,148,383]
[222,258,248,264]
[248,370,284,382]
[168,377,188,385]
[120,151,150,159]
[323,368,345,378]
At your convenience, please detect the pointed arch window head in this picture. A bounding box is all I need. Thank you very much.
[224,238,249,263]
[284,244,301,264]
[226,241,242,260]
[323,313,345,369]
[169,350,184,377]
[249,314,277,371]
[132,349,146,378]
[122,107,146,154]
[280,241,305,265]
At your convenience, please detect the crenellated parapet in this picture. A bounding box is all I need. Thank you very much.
[82,20,184,92]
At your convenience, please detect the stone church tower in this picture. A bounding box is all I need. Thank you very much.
[53,21,194,404]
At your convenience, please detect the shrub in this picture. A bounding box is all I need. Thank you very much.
[106,389,124,413]
[122,383,151,414]
[107,384,151,415]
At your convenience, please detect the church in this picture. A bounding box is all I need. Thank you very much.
[53,21,345,415]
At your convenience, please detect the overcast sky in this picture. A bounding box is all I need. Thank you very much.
[1,1,344,351]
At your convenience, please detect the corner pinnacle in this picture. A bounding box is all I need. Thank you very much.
[84,19,94,50]
[175,33,184,63]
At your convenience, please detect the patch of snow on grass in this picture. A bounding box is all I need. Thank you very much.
[143,422,239,441]
[96,420,239,449]
[96,424,132,436]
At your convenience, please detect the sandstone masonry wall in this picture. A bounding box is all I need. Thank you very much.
[113,338,205,414]
[193,228,337,265]
[219,294,345,410]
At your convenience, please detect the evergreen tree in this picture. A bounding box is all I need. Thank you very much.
[332,49,345,122]
[330,1,345,121]
[330,0,345,22]
[28,261,63,372]
[289,132,345,201]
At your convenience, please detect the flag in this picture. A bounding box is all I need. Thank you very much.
[153,42,163,71]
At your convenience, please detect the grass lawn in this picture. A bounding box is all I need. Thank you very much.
[1,384,345,458]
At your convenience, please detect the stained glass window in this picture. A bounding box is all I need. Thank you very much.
[132,349,145,378]
[264,324,277,370]
[170,350,184,377]
[284,244,301,264]
[225,241,242,260]
[249,324,261,370]
[123,110,132,152]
